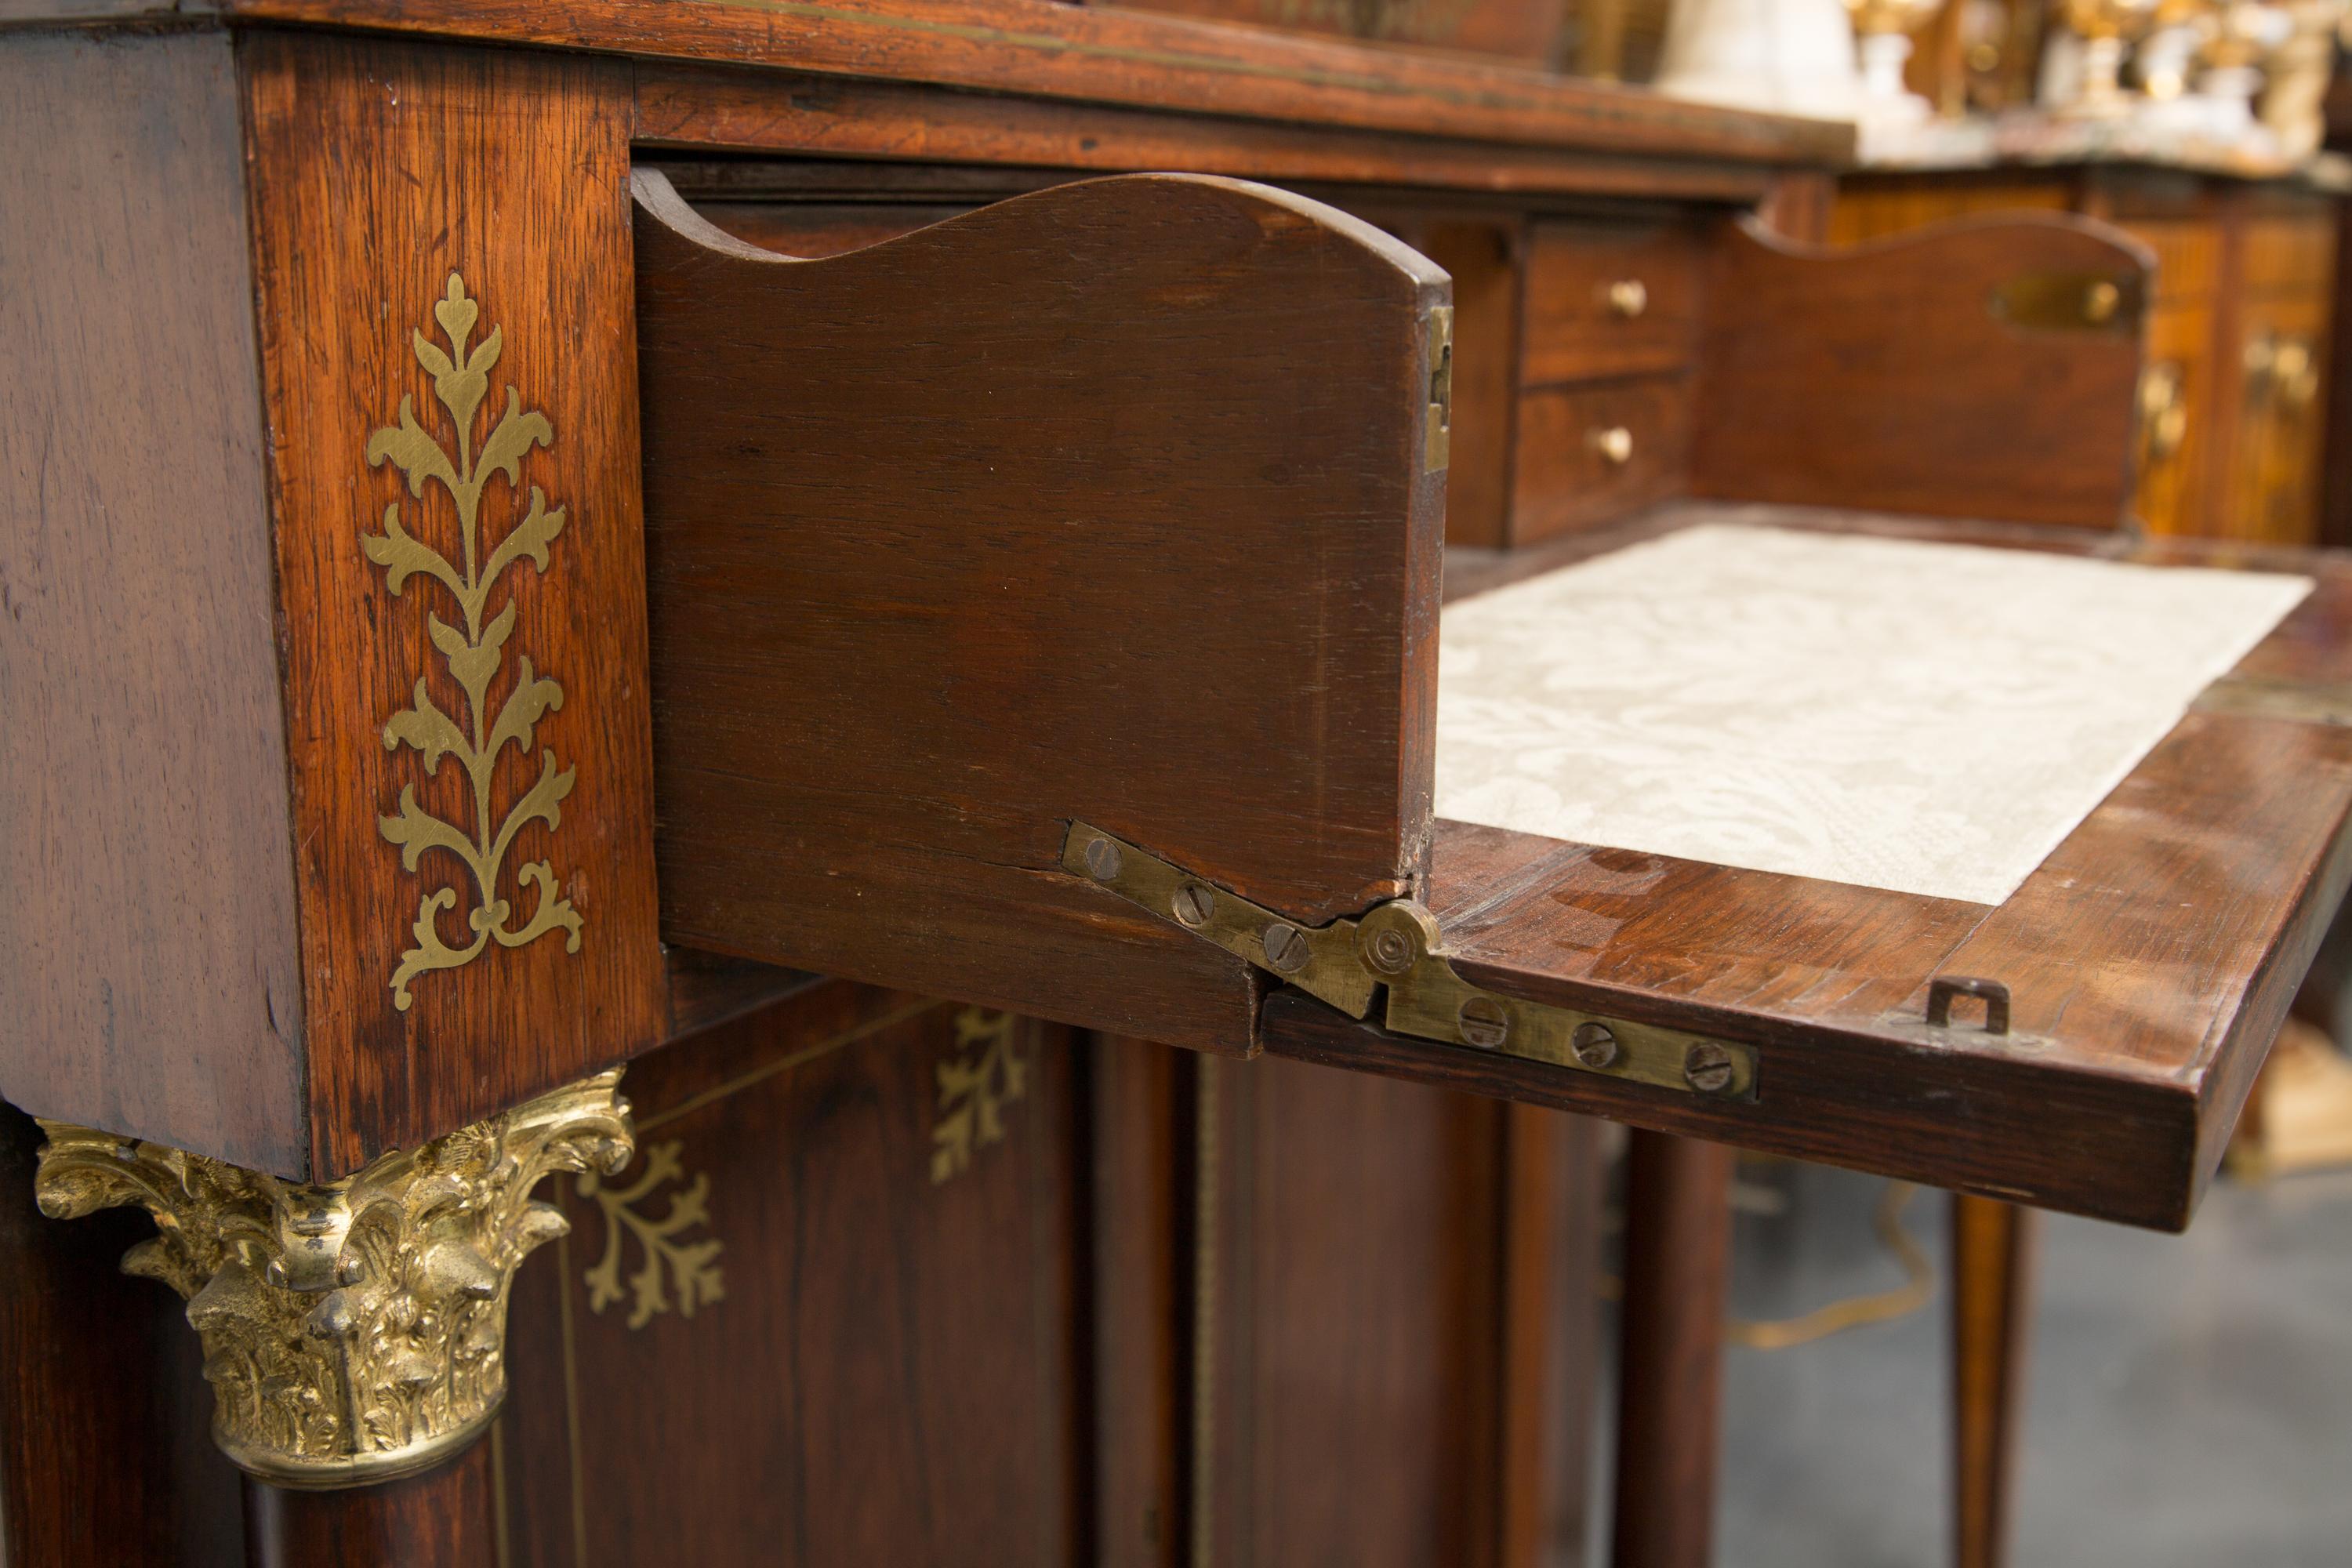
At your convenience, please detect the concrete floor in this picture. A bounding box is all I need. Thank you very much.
[1694,1161,2352,1568]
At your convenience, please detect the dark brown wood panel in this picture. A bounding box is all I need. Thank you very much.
[1693,215,2151,530]
[1497,1102,1603,1568]
[0,1104,247,1568]
[1611,1131,1732,1568]
[0,28,306,1173]
[637,170,1446,1054]
[501,984,1084,1566]
[1520,220,1702,384]
[633,65,1794,205]
[1113,0,1570,67]
[1195,1051,1512,1568]
[1510,375,1691,542]
[224,0,1850,165]
[241,32,666,1176]
[1091,1036,1186,1568]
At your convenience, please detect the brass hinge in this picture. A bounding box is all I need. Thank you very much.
[1062,822,1759,1102]
[1424,305,1453,474]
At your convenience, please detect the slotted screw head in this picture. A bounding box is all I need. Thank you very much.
[1173,882,1216,927]
[1083,837,1121,881]
[1684,1041,1736,1095]
[1263,924,1311,974]
[1458,996,1509,1049]
[1571,1022,1620,1069]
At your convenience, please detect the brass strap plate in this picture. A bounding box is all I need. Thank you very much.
[1062,822,1759,1102]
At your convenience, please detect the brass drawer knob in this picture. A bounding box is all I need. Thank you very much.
[1605,278,1649,319]
[1588,425,1635,465]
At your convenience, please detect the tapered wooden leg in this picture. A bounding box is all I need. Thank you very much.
[1612,1131,1736,1568]
[1951,1195,2038,1568]
[244,1441,498,1568]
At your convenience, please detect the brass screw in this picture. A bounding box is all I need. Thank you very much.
[1684,1042,1737,1095]
[1571,1022,1620,1069]
[1263,924,1312,974]
[1083,837,1121,881]
[1368,926,1415,975]
[1173,882,1216,927]
[1458,996,1510,1049]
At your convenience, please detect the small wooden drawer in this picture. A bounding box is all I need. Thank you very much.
[1519,221,1701,385]
[1510,375,1690,541]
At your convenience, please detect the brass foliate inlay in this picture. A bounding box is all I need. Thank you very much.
[931,1007,1029,1183]
[365,271,582,1011]
[34,1073,633,1490]
[578,1139,725,1330]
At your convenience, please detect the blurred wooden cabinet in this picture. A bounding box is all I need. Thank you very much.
[1834,167,2343,544]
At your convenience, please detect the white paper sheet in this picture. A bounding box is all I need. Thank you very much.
[1436,522,2313,906]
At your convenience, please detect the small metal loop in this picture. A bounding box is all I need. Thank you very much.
[1926,976,2010,1035]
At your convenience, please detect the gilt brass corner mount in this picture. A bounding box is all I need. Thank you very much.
[33,1072,633,1490]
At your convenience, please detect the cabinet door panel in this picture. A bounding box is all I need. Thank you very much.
[500,983,1083,1566]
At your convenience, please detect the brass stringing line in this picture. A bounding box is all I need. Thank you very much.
[364,270,583,1010]
[637,997,940,1133]
[556,1225,590,1568]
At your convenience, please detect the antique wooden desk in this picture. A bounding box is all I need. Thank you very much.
[6,5,2352,1566]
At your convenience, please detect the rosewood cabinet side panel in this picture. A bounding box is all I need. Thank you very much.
[0,1103,248,1568]
[499,983,1085,1566]
[0,28,307,1172]
[239,32,666,1175]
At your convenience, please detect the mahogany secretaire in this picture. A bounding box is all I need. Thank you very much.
[6,4,2352,1566]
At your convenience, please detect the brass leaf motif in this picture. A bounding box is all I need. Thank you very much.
[364,272,582,1010]
[931,1007,1029,1183]
[577,1140,725,1330]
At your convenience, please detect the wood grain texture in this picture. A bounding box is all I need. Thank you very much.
[633,64,1794,205]
[499,985,1085,1566]
[1519,220,1701,385]
[1610,1131,1732,1568]
[1693,215,2151,530]
[0,28,306,1173]
[1497,1102,1602,1568]
[1509,374,1691,543]
[637,170,1446,1053]
[1193,1051,1510,1568]
[244,1444,497,1568]
[1262,512,2352,1229]
[0,1103,247,1568]
[1951,1196,2037,1568]
[222,0,1851,165]
[1090,1036,1185,1568]
[1112,0,1570,66]
[241,32,665,1176]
